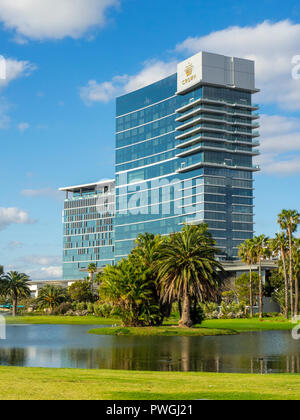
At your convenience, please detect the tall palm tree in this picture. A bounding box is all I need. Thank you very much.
[293,239,300,317]
[37,285,68,314]
[87,263,97,290]
[0,271,31,317]
[269,233,289,318]
[156,224,226,328]
[239,239,256,317]
[278,210,300,318]
[253,235,270,319]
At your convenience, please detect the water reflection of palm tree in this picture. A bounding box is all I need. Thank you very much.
[0,348,26,366]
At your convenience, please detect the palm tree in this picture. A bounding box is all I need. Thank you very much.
[87,263,97,290]
[269,233,289,318]
[253,235,270,319]
[156,224,226,328]
[239,239,256,317]
[293,239,300,317]
[278,210,300,318]
[37,285,68,314]
[0,271,31,317]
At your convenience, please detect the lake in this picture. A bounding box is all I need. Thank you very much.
[0,324,300,374]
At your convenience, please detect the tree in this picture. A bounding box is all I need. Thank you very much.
[238,239,256,317]
[99,258,161,327]
[253,235,270,319]
[278,209,300,317]
[37,285,68,314]
[235,272,259,307]
[269,233,289,318]
[87,263,98,291]
[293,239,300,316]
[68,280,94,303]
[268,269,286,314]
[0,271,31,317]
[156,224,226,328]
[131,233,169,324]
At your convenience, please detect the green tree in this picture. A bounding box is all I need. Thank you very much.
[293,239,300,316]
[100,258,160,327]
[268,269,286,314]
[269,233,289,318]
[235,272,259,306]
[238,239,256,317]
[156,224,226,328]
[253,235,270,319]
[37,285,68,314]
[68,280,94,303]
[131,233,169,323]
[87,263,97,290]
[0,271,31,317]
[278,209,300,317]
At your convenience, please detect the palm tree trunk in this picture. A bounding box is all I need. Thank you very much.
[289,226,294,318]
[89,272,94,292]
[295,275,299,317]
[12,296,17,317]
[249,264,253,318]
[281,248,289,319]
[259,260,263,319]
[179,293,193,328]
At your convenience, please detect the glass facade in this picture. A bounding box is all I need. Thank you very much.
[61,181,115,281]
[115,73,260,260]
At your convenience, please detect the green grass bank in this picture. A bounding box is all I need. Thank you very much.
[0,366,300,400]
[88,326,235,337]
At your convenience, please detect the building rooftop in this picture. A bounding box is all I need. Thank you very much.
[59,179,115,193]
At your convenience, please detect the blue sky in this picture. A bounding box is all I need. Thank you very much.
[0,0,300,279]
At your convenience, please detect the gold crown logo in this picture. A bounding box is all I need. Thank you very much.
[185,63,193,77]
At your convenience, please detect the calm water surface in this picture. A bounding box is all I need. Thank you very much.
[0,324,300,374]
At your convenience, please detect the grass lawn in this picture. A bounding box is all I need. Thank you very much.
[88,326,236,337]
[201,318,294,332]
[4,315,120,326]
[0,366,300,400]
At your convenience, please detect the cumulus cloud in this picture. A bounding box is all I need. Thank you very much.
[80,20,300,110]
[0,0,119,42]
[0,207,36,230]
[255,114,300,175]
[176,20,300,111]
[27,265,63,281]
[7,241,23,249]
[23,255,61,266]
[80,60,178,104]
[21,187,64,201]
[18,122,30,132]
[0,58,36,91]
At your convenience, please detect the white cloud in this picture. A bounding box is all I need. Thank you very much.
[0,58,36,91]
[0,0,119,42]
[23,255,61,266]
[27,265,63,281]
[7,241,23,249]
[0,207,36,230]
[21,187,64,201]
[176,20,300,111]
[80,60,177,104]
[18,122,29,132]
[255,114,300,175]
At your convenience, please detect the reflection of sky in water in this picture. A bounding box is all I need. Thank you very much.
[0,325,300,374]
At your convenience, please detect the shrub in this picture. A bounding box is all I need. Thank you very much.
[76,302,87,312]
[87,303,94,315]
[93,303,113,318]
[53,302,73,315]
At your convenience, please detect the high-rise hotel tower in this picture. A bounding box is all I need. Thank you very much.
[115,51,260,261]
[61,51,260,281]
